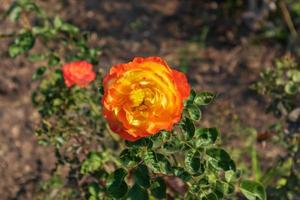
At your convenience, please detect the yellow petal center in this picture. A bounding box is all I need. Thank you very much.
[129,87,155,109]
[129,88,145,107]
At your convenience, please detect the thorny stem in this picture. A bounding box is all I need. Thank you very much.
[171,154,179,166]
[21,12,32,29]
[105,123,122,143]
[0,32,15,40]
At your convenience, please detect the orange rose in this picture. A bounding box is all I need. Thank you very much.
[62,61,96,88]
[102,57,190,141]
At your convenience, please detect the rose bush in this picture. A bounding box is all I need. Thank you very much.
[253,56,300,200]
[3,1,266,199]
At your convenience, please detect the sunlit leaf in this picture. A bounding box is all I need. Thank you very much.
[206,148,236,171]
[240,180,266,200]
[187,104,201,121]
[195,127,219,145]
[194,92,215,106]
[80,152,102,174]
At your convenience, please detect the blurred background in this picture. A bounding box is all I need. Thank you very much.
[0,0,300,199]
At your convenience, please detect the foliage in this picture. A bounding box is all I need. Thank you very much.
[253,55,300,117]
[253,55,300,199]
[3,0,266,200]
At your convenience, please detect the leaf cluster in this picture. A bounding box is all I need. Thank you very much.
[253,55,300,199]
[253,55,300,118]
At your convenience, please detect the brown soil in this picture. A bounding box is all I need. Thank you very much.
[0,0,284,199]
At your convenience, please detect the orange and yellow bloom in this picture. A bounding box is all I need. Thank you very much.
[62,61,96,88]
[102,57,190,141]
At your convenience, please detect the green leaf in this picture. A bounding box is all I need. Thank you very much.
[284,81,298,94]
[187,104,201,121]
[88,182,101,198]
[55,69,63,80]
[198,176,209,186]
[214,180,235,197]
[133,164,150,188]
[88,196,98,200]
[61,23,79,34]
[185,89,196,106]
[125,137,153,148]
[240,180,266,200]
[23,2,41,13]
[275,77,285,85]
[119,149,141,166]
[9,31,35,58]
[172,167,191,182]
[225,170,236,183]
[127,184,149,200]
[8,45,23,58]
[185,151,203,174]
[4,2,21,22]
[48,55,60,67]
[202,192,218,200]
[151,177,166,199]
[144,151,171,174]
[195,128,219,146]
[32,26,53,38]
[144,151,156,167]
[44,174,63,189]
[292,70,300,82]
[155,153,172,174]
[182,117,195,138]
[194,92,215,106]
[54,16,63,29]
[32,66,46,80]
[151,130,171,143]
[163,137,183,152]
[108,168,127,182]
[107,181,128,198]
[107,168,128,198]
[80,152,102,174]
[206,148,236,171]
[37,139,49,146]
[98,86,104,95]
[27,54,46,62]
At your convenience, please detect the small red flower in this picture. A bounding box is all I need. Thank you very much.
[62,61,96,88]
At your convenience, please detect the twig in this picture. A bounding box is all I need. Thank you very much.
[0,32,15,39]
[279,0,298,37]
